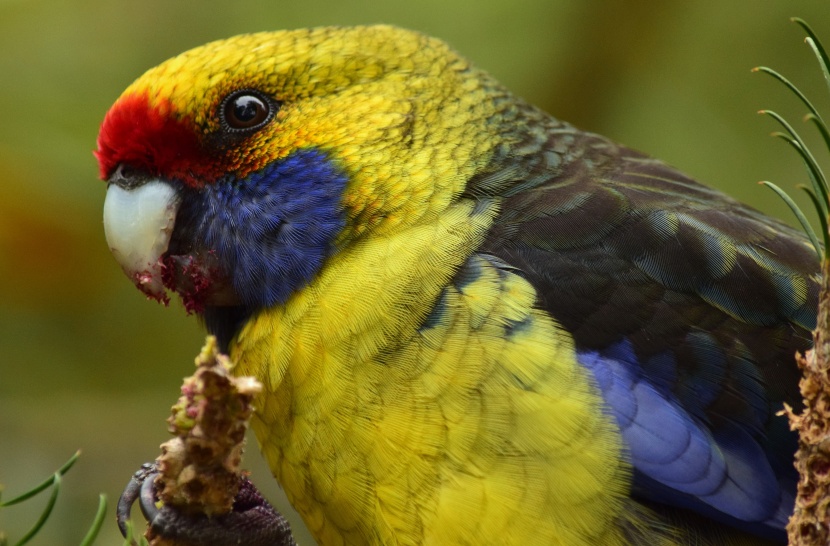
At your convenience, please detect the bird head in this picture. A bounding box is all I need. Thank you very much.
[96,25,503,314]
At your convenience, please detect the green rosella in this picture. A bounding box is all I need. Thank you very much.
[96,25,819,545]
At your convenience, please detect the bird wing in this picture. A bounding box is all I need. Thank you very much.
[475,124,818,539]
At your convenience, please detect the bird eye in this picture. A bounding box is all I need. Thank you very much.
[220,90,277,131]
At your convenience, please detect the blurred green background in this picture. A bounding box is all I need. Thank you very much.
[1,0,829,544]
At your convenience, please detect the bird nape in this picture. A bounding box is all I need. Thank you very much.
[96,25,817,546]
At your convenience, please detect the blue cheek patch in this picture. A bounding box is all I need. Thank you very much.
[196,148,349,308]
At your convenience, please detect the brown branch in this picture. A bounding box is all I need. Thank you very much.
[140,336,297,546]
[153,336,260,518]
[784,259,830,545]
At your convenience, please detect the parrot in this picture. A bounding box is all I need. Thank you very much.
[96,25,820,546]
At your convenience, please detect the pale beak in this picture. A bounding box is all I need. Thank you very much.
[103,178,179,303]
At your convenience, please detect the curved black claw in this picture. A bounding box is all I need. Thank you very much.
[117,463,296,546]
[117,462,158,539]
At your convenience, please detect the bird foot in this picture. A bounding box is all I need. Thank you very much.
[116,462,296,546]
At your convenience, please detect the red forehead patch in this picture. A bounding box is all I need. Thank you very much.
[95,92,221,187]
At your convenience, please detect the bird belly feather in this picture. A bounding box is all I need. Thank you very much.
[230,199,636,545]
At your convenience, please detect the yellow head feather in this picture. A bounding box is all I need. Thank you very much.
[118,25,504,242]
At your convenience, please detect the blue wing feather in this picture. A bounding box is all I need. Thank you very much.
[579,341,792,541]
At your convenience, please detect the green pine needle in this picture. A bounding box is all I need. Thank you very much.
[769,130,830,223]
[13,473,61,546]
[760,181,823,261]
[761,110,829,205]
[78,495,107,546]
[753,66,824,123]
[0,451,80,507]
[121,521,151,546]
[757,18,830,260]
[1,451,107,546]
[805,113,830,156]
[792,17,830,94]
[798,184,830,259]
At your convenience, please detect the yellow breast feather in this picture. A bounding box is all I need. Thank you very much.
[233,211,635,544]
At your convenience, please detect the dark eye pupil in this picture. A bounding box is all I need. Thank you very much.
[234,96,263,122]
[223,91,274,130]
